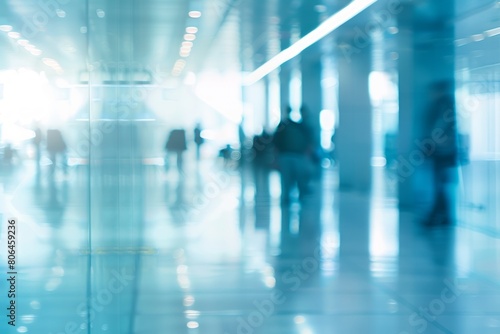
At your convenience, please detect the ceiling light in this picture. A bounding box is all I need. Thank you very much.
[188,11,202,18]
[184,33,196,41]
[96,9,105,18]
[56,9,66,18]
[387,26,398,34]
[7,31,21,39]
[0,25,13,32]
[485,27,500,37]
[180,46,192,53]
[29,49,42,56]
[454,38,469,47]
[175,59,186,66]
[186,26,198,34]
[315,5,327,13]
[17,39,30,46]
[180,50,190,57]
[43,58,58,66]
[471,33,485,42]
[182,41,193,48]
[244,0,377,85]
[186,321,199,329]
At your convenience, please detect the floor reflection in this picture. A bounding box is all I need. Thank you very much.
[1,153,500,333]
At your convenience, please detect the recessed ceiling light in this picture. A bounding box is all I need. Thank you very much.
[387,26,398,34]
[56,9,66,18]
[0,25,13,32]
[184,34,196,41]
[17,39,30,46]
[186,26,198,34]
[188,11,202,18]
[182,41,193,48]
[7,31,21,39]
[315,5,327,13]
[43,58,58,66]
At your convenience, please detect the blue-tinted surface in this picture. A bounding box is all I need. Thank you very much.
[1,0,500,333]
[1,159,500,333]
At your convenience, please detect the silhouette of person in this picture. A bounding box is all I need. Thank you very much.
[193,123,204,161]
[3,143,15,165]
[46,129,67,176]
[165,129,187,172]
[423,81,459,226]
[32,124,43,170]
[272,106,314,204]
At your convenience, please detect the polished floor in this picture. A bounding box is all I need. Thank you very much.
[1,154,500,334]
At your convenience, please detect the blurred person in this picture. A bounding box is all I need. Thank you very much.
[272,106,314,205]
[193,123,204,161]
[219,144,236,168]
[165,129,187,172]
[32,123,43,170]
[2,143,16,166]
[252,130,274,168]
[422,81,459,226]
[46,129,67,176]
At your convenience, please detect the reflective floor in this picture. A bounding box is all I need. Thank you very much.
[1,156,500,334]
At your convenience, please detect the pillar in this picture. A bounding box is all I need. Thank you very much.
[336,33,373,192]
[299,1,322,147]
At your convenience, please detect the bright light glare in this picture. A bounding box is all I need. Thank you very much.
[1,124,36,143]
[244,0,377,85]
[0,69,79,128]
[184,33,196,41]
[369,71,396,104]
[186,26,198,34]
[195,71,243,124]
[320,109,335,130]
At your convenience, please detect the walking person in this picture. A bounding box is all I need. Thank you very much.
[423,81,459,226]
[272,106,314,205]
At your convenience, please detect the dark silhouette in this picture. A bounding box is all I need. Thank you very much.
[2,143,16,166]
[193,123,204,161]
[423,81,459,226]
[32,124,43,170]
[46,129,67,176]
[272,106,314,204]
[165,129,187,171]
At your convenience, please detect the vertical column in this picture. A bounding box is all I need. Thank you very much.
[299,1,322,147]
[336,34,373,192]
[279,0,292,119]
[251,0,269,133]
